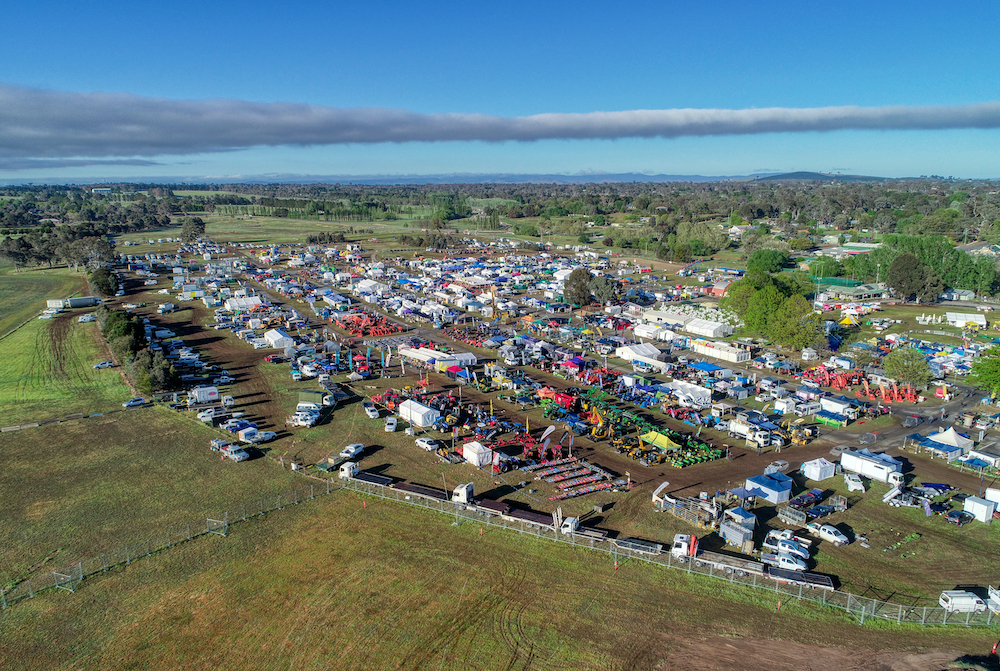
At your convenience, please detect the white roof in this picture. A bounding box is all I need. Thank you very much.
[926,427,974,450]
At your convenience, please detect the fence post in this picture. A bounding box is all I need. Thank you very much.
[147,540,151,556]
[102,554,107,572]
[242,504,247,522]
[167,531,171,548]
[126,546,131,565]
[294,489,298,505]
[897,604,903,624]
[278,494,282,510]
[187,524,191,540]
[327,479,330,495]
[1,589,6,608]
[26,581,33,598]
[310,484,315,499]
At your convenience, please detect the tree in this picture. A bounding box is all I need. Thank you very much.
[719,279,757,318]
[180,217,206,241]
[885,253,927,301]
[746,249,790,273]
[602,237,614,247]
[563,268,593,307]
[577,233,590,244]
[743,284,785,336]
[89,267,117,296]
[970,347,1000,397]
[809,258,842,278]
[589,276,617,305]
[767,295,822,349]
[883,348,932,386]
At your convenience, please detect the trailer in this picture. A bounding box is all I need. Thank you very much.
[391,481,450,502]
[767,567,835,591]
[670,534,765,576]
[613,537,664,555]
[840,449,904,486]
[338,461,394,486]
[501,507,557,529]
[474,498,509,516]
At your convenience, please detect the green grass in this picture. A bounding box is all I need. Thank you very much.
[0,315,133,423]
[0,489,993,671]
[0,405,302,589]
[0,269,84,337]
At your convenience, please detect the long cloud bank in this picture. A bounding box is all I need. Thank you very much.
[4,84,1000,162]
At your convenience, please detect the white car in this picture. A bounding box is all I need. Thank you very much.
[363,403,379,419]
[339,443,365,459]
[755,393,774,403]
[122,397,146,408]
[215,376,234,384]
[415,438,439,451]
[93,360,114,369]
[384,417,397,432]
[252,430,277,443]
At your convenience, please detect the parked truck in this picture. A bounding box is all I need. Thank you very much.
[187,386,220,406]
[727,420,771,448]
[670,534,766,576]
[839,449,904,486]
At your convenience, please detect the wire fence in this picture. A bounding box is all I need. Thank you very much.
[338,477,998,628]
[3,474,996,628]
[1,479,341,610]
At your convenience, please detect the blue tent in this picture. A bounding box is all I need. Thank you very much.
[689,361,723,373]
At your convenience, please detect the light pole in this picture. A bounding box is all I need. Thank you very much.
[876,263,881,285]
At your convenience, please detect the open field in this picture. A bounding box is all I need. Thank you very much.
[0,312,133,423]
[0,405,302,590]
[0,269,85,337]
[1,489,995,671]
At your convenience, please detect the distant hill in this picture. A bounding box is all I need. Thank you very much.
[755,171,885,182]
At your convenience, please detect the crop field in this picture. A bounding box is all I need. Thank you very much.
[0,405,302,591]
[0,313,133,423]
[0,269,85,337]
[0,489,994,671]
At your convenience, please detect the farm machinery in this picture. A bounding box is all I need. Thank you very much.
[333,311,404,338]
[857,380,919,403]
[801,366,865,390]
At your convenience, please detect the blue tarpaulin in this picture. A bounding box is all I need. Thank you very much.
[688,362,723,373]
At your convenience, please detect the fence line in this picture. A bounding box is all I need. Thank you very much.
[3,474,995,628]
[0,478,343,610]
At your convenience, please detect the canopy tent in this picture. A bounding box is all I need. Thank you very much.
[640,431,681,452]
[926,427,974,450]
[801,457,836,481]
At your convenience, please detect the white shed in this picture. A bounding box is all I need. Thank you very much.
[264,329,294,349]
[463,441,493,467]
[801,457,836,481]
[398,399,441,428]
[964,496,996,524]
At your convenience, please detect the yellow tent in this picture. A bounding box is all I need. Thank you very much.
[640,431,681,452]
[839,314,859,326]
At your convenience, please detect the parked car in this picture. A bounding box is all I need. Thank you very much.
[900,414,923,429]
[215,375,234,384]
[93,360,114,369]
[415,438,439,451]
[339,443,365,459]
[122,397,145,408]
[946,510,974,526]
[754,394,774,403]
[384,416,398,432]
[788,489,823,511]
[805,504,834,520]
[363,402,379,419]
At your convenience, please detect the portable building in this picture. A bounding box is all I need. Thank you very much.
[773,398,796,415]
[690,339,750,363]
[633,324,666,341]
[963,496,996,524]
[398,399,440,428]
[840,449,903,485]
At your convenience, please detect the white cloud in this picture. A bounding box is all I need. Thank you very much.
[3,84,1000,165]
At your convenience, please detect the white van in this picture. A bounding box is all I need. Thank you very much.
[939,590,987,613]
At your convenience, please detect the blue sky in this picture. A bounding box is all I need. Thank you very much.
[4,0,1000,181]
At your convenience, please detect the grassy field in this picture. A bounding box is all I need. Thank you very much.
[0,405,302,590]
[0,268,85,337]
[0,314,133,423]
[0,488,994,671]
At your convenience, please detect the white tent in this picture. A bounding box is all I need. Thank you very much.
[926,427,975,451]
[463,441,493,467]
[684,318,733,338]
[264,329,294,349]
[667,380,712,406]
[801,457,836,481]
[615,343,660,360]
[398,399,440,428]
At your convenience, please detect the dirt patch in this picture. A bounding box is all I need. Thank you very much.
[665,636,971,671]
[25,499,55,520]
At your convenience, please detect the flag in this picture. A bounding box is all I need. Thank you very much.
[569,434,575,450]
